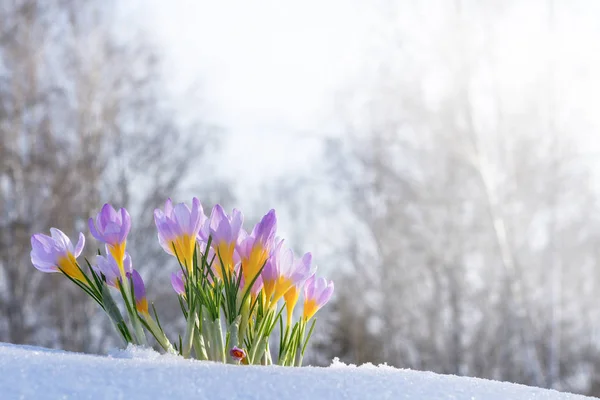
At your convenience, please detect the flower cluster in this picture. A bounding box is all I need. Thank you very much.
[30,199,333,366]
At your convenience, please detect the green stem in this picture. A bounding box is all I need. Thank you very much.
[226,316,241,363]
[264,343,273,365]
[251,336,268,365]
[131,312,148,346]
[214,318,226,362]
[143,315,176,354]
[182,311,196,358]
[193,333,208,360]
[294,321,307,366]
[202,312,215,360]
[238,296,250,347]
[101,285,131,344]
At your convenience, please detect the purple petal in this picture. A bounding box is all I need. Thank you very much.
[154,208,165,222]
[30,234,60,272]
[190,197,205,234]
[210,204,226,231]
[74,232,85,257]
[123,253,133,274]
[198,219,210,242]
[157,231,175,255]
[31,234,52,251]
[237,236,254,260]
[164,198,174,216]
[215,219,231,243]
[96,254,119,285]
[250,275,264,296]
[253,210,277,248]
[155,209,176,254]
[119,208,131,243]
[99,204,117,230]
[317,281,334,306]
[31,252,58,272]
[262,257,279,282]
[171,271,186,295]
[314,276,327,295]
[301,252,312,268]
[130,269,146,299]
[237,225,250,243]
[230,209,244,239]
[173,203,192,235]
[280,248,294,275]
[89,217,102,242]
[49,228,71,252]
[303,274,316,299]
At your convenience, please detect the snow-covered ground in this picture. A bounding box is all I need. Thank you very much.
[0,342,593,400]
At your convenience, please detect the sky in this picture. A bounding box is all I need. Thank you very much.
[122,0,379,186]
[118,0,600,197]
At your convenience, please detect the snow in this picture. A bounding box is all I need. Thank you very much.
[0,343,593,400]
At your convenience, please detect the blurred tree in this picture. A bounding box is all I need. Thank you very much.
[277,0,600,396]
[0,0,232,352]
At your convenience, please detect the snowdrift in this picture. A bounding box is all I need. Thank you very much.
[0,342,593,399]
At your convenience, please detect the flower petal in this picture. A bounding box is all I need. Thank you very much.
[74,232,85,257]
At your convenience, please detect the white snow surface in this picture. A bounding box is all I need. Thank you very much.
[0,342,594,400]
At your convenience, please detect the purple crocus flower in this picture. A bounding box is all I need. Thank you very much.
[262,238,312,301]
[30,228,86,283]
[282,252,314,325]
[261,238,284,300]
[154,198,206,273]
[200,205,243,279]
[170,270,186,296]
[274,250,312,302]
[89,204,131,278]
[250,209,277,249]
[94,250,132,288]
[230,346,246,362]
[302,274,334,321]
[231,263,263,299]
[237,209,277,289]
[129,269,149,315]
[248,275,264,297]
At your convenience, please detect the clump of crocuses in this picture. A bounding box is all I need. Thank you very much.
[30,199,333,366]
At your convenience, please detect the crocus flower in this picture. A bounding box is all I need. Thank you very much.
[170,270,186,296]
[94,250,132,288]
[230,346,246,362]
[237,209,277,291]
[200,205,243,279]
[278,252,314,325]
[30,228,86,283]
[249,275,264,298]
[129,270,149,316]
[262,239,313,309]
[302,275,334,321]
[154,198,205,273]
[261,238,284,301]
[89,204,131,279]
[235,264,263,299]
[196,240,218,284]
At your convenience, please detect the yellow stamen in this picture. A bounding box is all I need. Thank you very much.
[284,287,300,326]
[108,241,127,279]
[136,297,149,315]
[57,253,87,284]
[214,241,236,280]
[302,298,319,321]
[241,244,269,289]
[272,276,294,304]
[170,235,196,274]
[262,278,276,305]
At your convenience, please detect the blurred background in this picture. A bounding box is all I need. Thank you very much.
[3,0,600,395]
